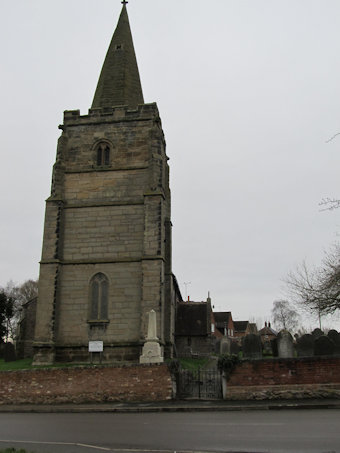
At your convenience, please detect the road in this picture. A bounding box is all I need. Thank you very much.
[0,409,340,453]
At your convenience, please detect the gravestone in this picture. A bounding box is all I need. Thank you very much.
[314,335,335,356]
[230,341,240,356]
[181,346,192,357]
[242,334,262,359]
[262,340,273,356]
[4,342,16,362]
[312,328,324,339]
[327,330,340,354]
[277,330,294,358]
[271,338,278,357]
[220,337,231,355]
[296,334,314,357]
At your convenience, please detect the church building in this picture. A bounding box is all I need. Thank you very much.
[33,2,180,364]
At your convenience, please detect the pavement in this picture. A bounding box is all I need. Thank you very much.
[1,398,340,413]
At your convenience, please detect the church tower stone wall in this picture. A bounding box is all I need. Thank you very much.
[33,5,176,364]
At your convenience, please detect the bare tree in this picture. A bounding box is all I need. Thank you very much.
[319,198,340,211]
[0,290,14,342]
[0,279,38,341]
[12,279,38,306]
[271,300,300,332]
[320,132,340,210]
[286,245,340,325]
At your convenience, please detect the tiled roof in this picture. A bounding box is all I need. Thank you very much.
[259,326,278,336]
[176,302,210,336]
[213,311,232,328]
[233,320,249,332]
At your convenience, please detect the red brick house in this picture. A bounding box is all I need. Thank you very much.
[259,322,277,343]
[233,320,258,339]
[214,312,235,338]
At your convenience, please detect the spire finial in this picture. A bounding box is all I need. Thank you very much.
[121,0,128,4]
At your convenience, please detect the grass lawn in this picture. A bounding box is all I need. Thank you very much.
[178,357,210,371]
[0,359,95,371]
[0,359,33,371]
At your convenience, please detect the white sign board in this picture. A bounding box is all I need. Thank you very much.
[89,341,103,352]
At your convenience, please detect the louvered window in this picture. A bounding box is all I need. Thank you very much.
[96,144,110,166]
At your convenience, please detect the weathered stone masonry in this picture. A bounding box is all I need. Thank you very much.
[34,105,175,364]
[33,3,178,365]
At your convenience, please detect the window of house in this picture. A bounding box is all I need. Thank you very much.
[96,143,110,166]
[89,273,109,320]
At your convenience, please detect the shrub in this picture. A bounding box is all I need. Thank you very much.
[217,354,239,379]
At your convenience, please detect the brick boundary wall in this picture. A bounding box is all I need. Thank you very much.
[0,363,172,405]
[226,356,340,400]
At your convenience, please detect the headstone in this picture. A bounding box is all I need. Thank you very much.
[262,340,273,356]
[271,338,278,357]
[140,310,164,364]
[296,334,314,357]
[327,330,340,354]
[314,335,335,356]
[242,334,262,359]
[215,339,221,354]
[312,328,324,339]
[181,346,192,357]
[220,337,231,355]
[277,330,294,358]
[230,341,240,356]
[4,342,16,362]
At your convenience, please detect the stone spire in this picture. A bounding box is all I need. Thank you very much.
[91,3,144,109]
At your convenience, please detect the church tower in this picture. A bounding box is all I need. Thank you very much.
[33,3,175,364]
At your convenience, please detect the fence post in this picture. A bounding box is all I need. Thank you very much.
[198,367,201,399]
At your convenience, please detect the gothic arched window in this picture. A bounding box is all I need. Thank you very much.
[89,273,109,320]
[96,143,110,166]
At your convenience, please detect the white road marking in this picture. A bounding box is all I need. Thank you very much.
[166,421,284,427]
[0,440,190,453]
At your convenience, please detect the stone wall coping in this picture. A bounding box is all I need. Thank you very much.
[0,362,169,375]
[239,356,340,364]
[227,383,340,391]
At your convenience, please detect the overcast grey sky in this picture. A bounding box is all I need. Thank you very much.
[1,0,340,329]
